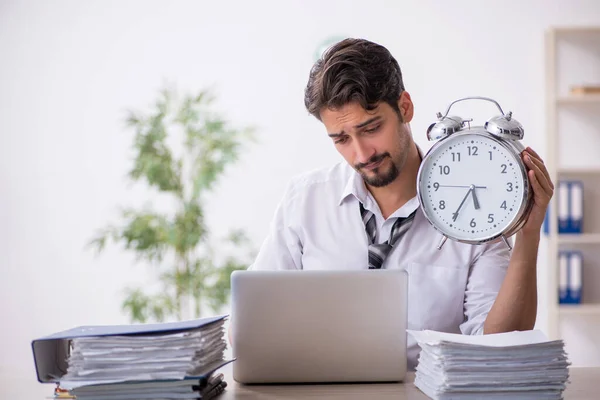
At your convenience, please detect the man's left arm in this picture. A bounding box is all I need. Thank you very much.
[483,147,554,334]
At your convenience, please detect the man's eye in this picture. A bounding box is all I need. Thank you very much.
[365,125,380,134]
[335,136,349,144]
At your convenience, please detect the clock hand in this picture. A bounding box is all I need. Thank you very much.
[471,185,480,210]
[438,185,487,189]
[452,187,473,222]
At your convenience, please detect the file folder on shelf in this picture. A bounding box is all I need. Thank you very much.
[31,315,231,385]
[544,180,584,235]
[568,181,583,234]
[558,181,569,233]
[558,251,583,304]
[569,251,583,304]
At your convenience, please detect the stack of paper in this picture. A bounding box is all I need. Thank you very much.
[54,316,230,399]
[408,330,570,400]
[69,372,227,400]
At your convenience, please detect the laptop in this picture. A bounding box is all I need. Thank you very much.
[230,269,408,384]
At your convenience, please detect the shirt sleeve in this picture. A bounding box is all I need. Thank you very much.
[248,180,303,271]
[459,239,512,335]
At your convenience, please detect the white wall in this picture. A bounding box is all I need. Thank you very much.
[1,0,599,397]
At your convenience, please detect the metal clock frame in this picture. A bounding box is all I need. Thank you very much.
[417,128,534,250]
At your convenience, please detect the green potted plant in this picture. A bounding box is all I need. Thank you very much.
[89,87,255,323]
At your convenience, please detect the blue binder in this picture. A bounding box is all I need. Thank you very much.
[568,251,583,304]
[558,251,568,304]
[543,207,550,235]
[568,181,584,234]
[31,315,229,384]
[558,181,569,233]
[558,251,583,304]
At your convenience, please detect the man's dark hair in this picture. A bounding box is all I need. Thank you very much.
[304,38,405,121]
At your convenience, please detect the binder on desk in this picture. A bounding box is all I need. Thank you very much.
[31,315,230,385]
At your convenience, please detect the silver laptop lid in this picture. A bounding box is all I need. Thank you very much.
[231,269,408,383]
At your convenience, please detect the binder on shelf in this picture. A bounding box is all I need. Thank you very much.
[569,251,583,304]
[569,181,584,234]
[558,181,569,234]
[555,180,584,234]
[558,250,583,304]
[543,207,550,235]
[558,252,568,304]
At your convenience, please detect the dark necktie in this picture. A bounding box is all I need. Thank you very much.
[360,203,417,269]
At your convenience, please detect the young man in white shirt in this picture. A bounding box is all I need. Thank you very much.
[246,38,554,369]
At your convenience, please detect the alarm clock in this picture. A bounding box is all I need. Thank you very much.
[416,96,534,250]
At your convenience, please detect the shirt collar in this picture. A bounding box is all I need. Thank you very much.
[338,144,424,206]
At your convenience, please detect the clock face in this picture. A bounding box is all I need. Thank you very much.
[417,132,528,243]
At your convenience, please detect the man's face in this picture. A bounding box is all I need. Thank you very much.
[320,100,412,188]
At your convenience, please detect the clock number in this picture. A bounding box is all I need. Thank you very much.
[452,152,461,162]
[439,165,450,175]
[488,214,495,223]
[439,200,446,209]
[470,218,476,227]
[506,182,513,192]
[433,182,440,191]
[468,146,478,156]
[501,164,507,174]
[501,201,507,210]
[489,151,493,160]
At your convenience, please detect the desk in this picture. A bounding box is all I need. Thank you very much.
[219,366,600,399]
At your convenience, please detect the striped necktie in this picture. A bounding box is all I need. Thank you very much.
[360,203,417,269]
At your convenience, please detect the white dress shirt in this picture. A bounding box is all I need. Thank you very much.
[250,161,511,370]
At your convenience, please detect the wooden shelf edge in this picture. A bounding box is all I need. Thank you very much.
[558,234,600,244]
[550,27,600,35]
[559,304,600,315]
[557,95,600,104]
[558,168,600,175]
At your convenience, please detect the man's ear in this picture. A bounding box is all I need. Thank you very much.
[397,91,414,123]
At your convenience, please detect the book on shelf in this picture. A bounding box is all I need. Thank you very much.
[570,85,600,95]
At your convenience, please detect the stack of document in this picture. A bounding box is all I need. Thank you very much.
[51,316,230,399]
[408,330,570,400]
[69,372,227,400]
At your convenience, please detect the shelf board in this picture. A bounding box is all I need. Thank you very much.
[558,234,600,244]
[557,94,600,105]
[552,27,600,35]
[558,167,600,175]
[559,304,600,316]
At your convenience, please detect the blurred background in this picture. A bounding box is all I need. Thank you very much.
[2,0,600,397]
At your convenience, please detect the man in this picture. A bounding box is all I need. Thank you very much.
[247,38,553,369]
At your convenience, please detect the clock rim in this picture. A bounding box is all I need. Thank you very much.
[416,129,532,245]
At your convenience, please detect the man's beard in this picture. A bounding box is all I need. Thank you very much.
[355,152,399,188]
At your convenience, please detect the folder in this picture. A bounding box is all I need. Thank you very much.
[31,315,229,384]
[542,207,550,235]
[558,251,568,304]
[568,251,583,304]
[569,181,583,234]
[558,181,569,233]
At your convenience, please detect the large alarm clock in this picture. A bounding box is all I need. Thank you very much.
[416,97,534,250]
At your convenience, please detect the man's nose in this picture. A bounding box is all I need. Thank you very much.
[354,139,376,165]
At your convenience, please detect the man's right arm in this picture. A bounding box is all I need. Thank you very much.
[229,183,303,344]
[248,183,303,271]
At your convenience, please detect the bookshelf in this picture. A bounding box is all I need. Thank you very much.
[546,26,600,367]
